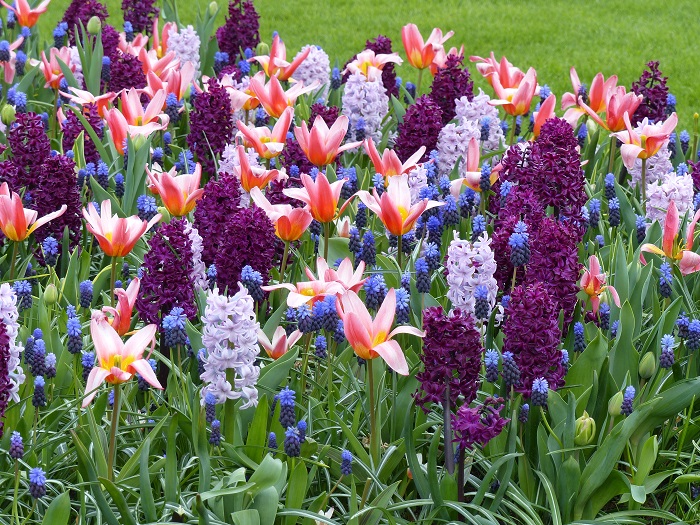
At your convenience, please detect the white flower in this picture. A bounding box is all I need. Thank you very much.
[0,283,24,402]
[341,72,389,143]
[69,46,84,86]
[629,146,673,188]
[436,121,480,175]
[200,286,260,408]
[167,25,201,77]
[408,164,428,205]
[455,89,504,152]
[646,171,694,228]
[446,231,498,317]
[291,45,330,100]
[184,221,208,291]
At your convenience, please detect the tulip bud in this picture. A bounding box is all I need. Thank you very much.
[1,104,16,125]
[87,16,102,35]
[256,42,269,56]
[586,117,598,137]
[574,411,596,445]
[639,351,656,379]
[44,284,58,305]
[208,1,218,16]
[157,206,171,223]
[608,391,623,416]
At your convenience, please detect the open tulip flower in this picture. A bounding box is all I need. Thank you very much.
[138,48,179,79]
[612,112,678,170]
[364,138,425,177]
[145,61,196,102]
[345,49,403,82]
[237,106,293,159]
[120,88,170,128]
[40,47,75,89]
[449,138,497,196]
[258,326,302,360]
[561,68,618,127]
[83,200,161,258]
[151,18,177,59]
[430,45,465,75]
[401,23,454,70]
[248,72,319,118]
[470,53,524,89]
[580,255,621,315]
[146,163,204,217]
[358,173,443,236]
[263,273,346,309]
[104,107,168,155]
[489,67,538,117]
[102,278,140,336]
[232,145,284,192]
[250,187,313,242]
[0,182,67,242]
[1,0,50,28]
[316,257,367,293]
[533,94,557,137]
[641,200,700,275]
[59,87,116,118]
[580,86,642,132]
[294,115,362,167]
[251,34,311,81]
[82,312,161,407]
[336,289,424,375]
[284,171,348,223]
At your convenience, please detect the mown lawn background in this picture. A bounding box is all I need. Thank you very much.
[40,0,699,130]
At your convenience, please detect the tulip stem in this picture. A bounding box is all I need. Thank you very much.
[107,384,121,482]
[415,68,424,98]
[609,138,617,178]
[280,241,290,280]
[641,157,648,212]
[110,257,118,308]
[9,241,18,280]
[323,222,330,261]
[367,360,379,466]
[509,115,517,145]
[397,234,403,271]
[12,459,19,525]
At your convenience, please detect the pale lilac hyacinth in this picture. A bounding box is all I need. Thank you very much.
[446,231,498,318]
[167,25,201,77]
[0,283,24,402]
[200,285,260,408]
[646,171,694,227]
[436,121,480,175]
[341,71,389,143]
[184,221,209,290]
[629,146,673,188]
[455,89,504,152]
[291,45,330,99]
[69,46,84,86]
[408,164,429,204]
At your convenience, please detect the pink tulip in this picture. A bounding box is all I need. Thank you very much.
[145,61,196,101]
[315,257,366,293]
[580,255,621,315]
[120,88,170,127]
[59,87,116,117]
[401,23,454,70]
[146,163,204,217]
[237,106,293,159]
[561,68,618,127]
[104,108,168,156]
[138,48,179,79]
[533,94,557,137]
[258,327,302,359]
[364,138,425,177]
[40,47,75,89]
[152,18,177,59]
[232,145,284,192]
[580,86,642,132]
[449,138,497,196]
[430,45,465,75]
[83,200,161,258]
[357,173,443,236]
[248,72,318,118]
[294,115,362,167]
[82,312,161,407]
[263,275,346,309]
[336,289,424,375]
[102,278,140,336]
[250,187,313,242]
[0,183,66,242]
[470,53,524,89]
[489,67,538,116]
[640,200,700,275]
[344,49,403,82]
[283,171,348,223]
[612,112,678,170]
[251,34,311,81]
[0,37,24,83]
[0,0,49,27]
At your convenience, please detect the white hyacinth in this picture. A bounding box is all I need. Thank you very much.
[436,120,480,175]
[167,25,201,77]
[408,164,429,205]
[446,231,498,317]
[646,170,694,228]
[0,283,24,402]
[184,221,208,291]
[629,146,673,188]
[454,89,504,152]
[69,46,84,86]
[341,72,389,143]
[291,45,330,100]
[199,285,260,408]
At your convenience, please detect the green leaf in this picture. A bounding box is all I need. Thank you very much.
[246,395,269,464]
[98,477,138,525]
[566,333,608,398]
[232,510,261,525]
[248,455,284,498]
[609,301,638,389]
[284,462,308,525]
[674,473,700,484]
[41,492,71,525]
[165,413,179,503]
[633,434,658,485]
[535,471,562,525]
[630,484,646,504]
[139,437,157,523]
[249,486,280,525]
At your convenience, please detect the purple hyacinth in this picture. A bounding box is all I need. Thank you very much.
[484,349,499,383]
[659,334,675,369]
[415,307,482,410]
[122,0,159,35]
[209,419,222,446]
[631,61,669,125]
[340,449,353,475]
[109,51,147,92]
[216,0,260,59]
[453,397,509,450]
[394,95,442,163]
[530,378,549,407]
[29,467,47,498]
[284,427,301,457]
[9,431,23,459]
[429,53,473,124]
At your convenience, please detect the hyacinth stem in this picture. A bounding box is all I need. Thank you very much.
[640,157,648,212]
[511,266,518,292]
[327,346,335,424]
[107,384,121,482]
[323,221,331,262]
[110,257,118,308]
[12,460,19,525]
[368,360,379,466]
[457,447,465,503]
[415,68,424,98]
[300,335,311,396]
[443,384,455,474]
[224,368,237,443]
[280,241,290,280]
[539,407,563,448]
[9,241,18,280]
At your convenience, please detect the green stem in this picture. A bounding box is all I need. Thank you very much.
[280,241,290,280]
[397,234,403,271]
[9,241,18,280]
[509,115,517,145]
[299,334,311,396]
[415,68,424,97]
[224,368,237,444]
[368,361,379,466]
[327,346,335,424]
[641,157,647,213]
[539,407,563,448]
[107,384,121,482]
[12,460,19,525]
[511,266,518,292]
[608,137,617,177]
[443,383,454,474]
[323,221,330,262]
[110,256,118,308]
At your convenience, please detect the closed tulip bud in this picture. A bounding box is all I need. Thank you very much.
[639,351,656,379]
[574,411,596,445]
[157,206,171,223]
[586,117,598,137]
[44,284,58,305]
[87,16,102,35]
[208,1,218,15]
[608,391,623,416]
[256,42,269,56]
[1,103,16,125]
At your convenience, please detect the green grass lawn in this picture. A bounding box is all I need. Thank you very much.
[41,0,699,130]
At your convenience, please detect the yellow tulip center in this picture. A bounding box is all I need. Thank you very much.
[372,330,387,347]
[397,206,409,222]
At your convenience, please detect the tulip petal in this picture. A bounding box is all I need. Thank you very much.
[372,340,409,375]
[130,358,163,390]
[82,367,111,407]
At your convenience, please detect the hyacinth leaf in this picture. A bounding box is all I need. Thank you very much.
[674,473,700,484]
[352,481,399,525]
[247,454,285,499]
[535,470,563,525]
[245,395,269,464]
[566,333,608,399]
[116,416,168,481]
[98,477,138,525]
[489,413,520,511]
[629,261,653,324]
[471,452,522,507]
[40,492,71,525]
[284,462,308,525]
[612,240,630,309]
[609,301,638,390]
[138,437,157,523]
[230,510,261,525]
[426,428,447,519]
[403,406,430,500]
[65,104,112,164]
[165,413,179,503]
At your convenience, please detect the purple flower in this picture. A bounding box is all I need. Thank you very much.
[452,397,509,450]
[109,51,147,93]
[216,0,260,59]
[0,321,11,438]
[415,307,482,411]
[122,0,159,35]
[62,0,109,43]
[631,61,669,125]
[502,282,564,395]
[62,103,104,166]
[429,54,474,125]
[394,95,442,163]
[188,77,235,177]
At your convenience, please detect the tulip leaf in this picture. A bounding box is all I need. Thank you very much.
[41,492,71,525]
